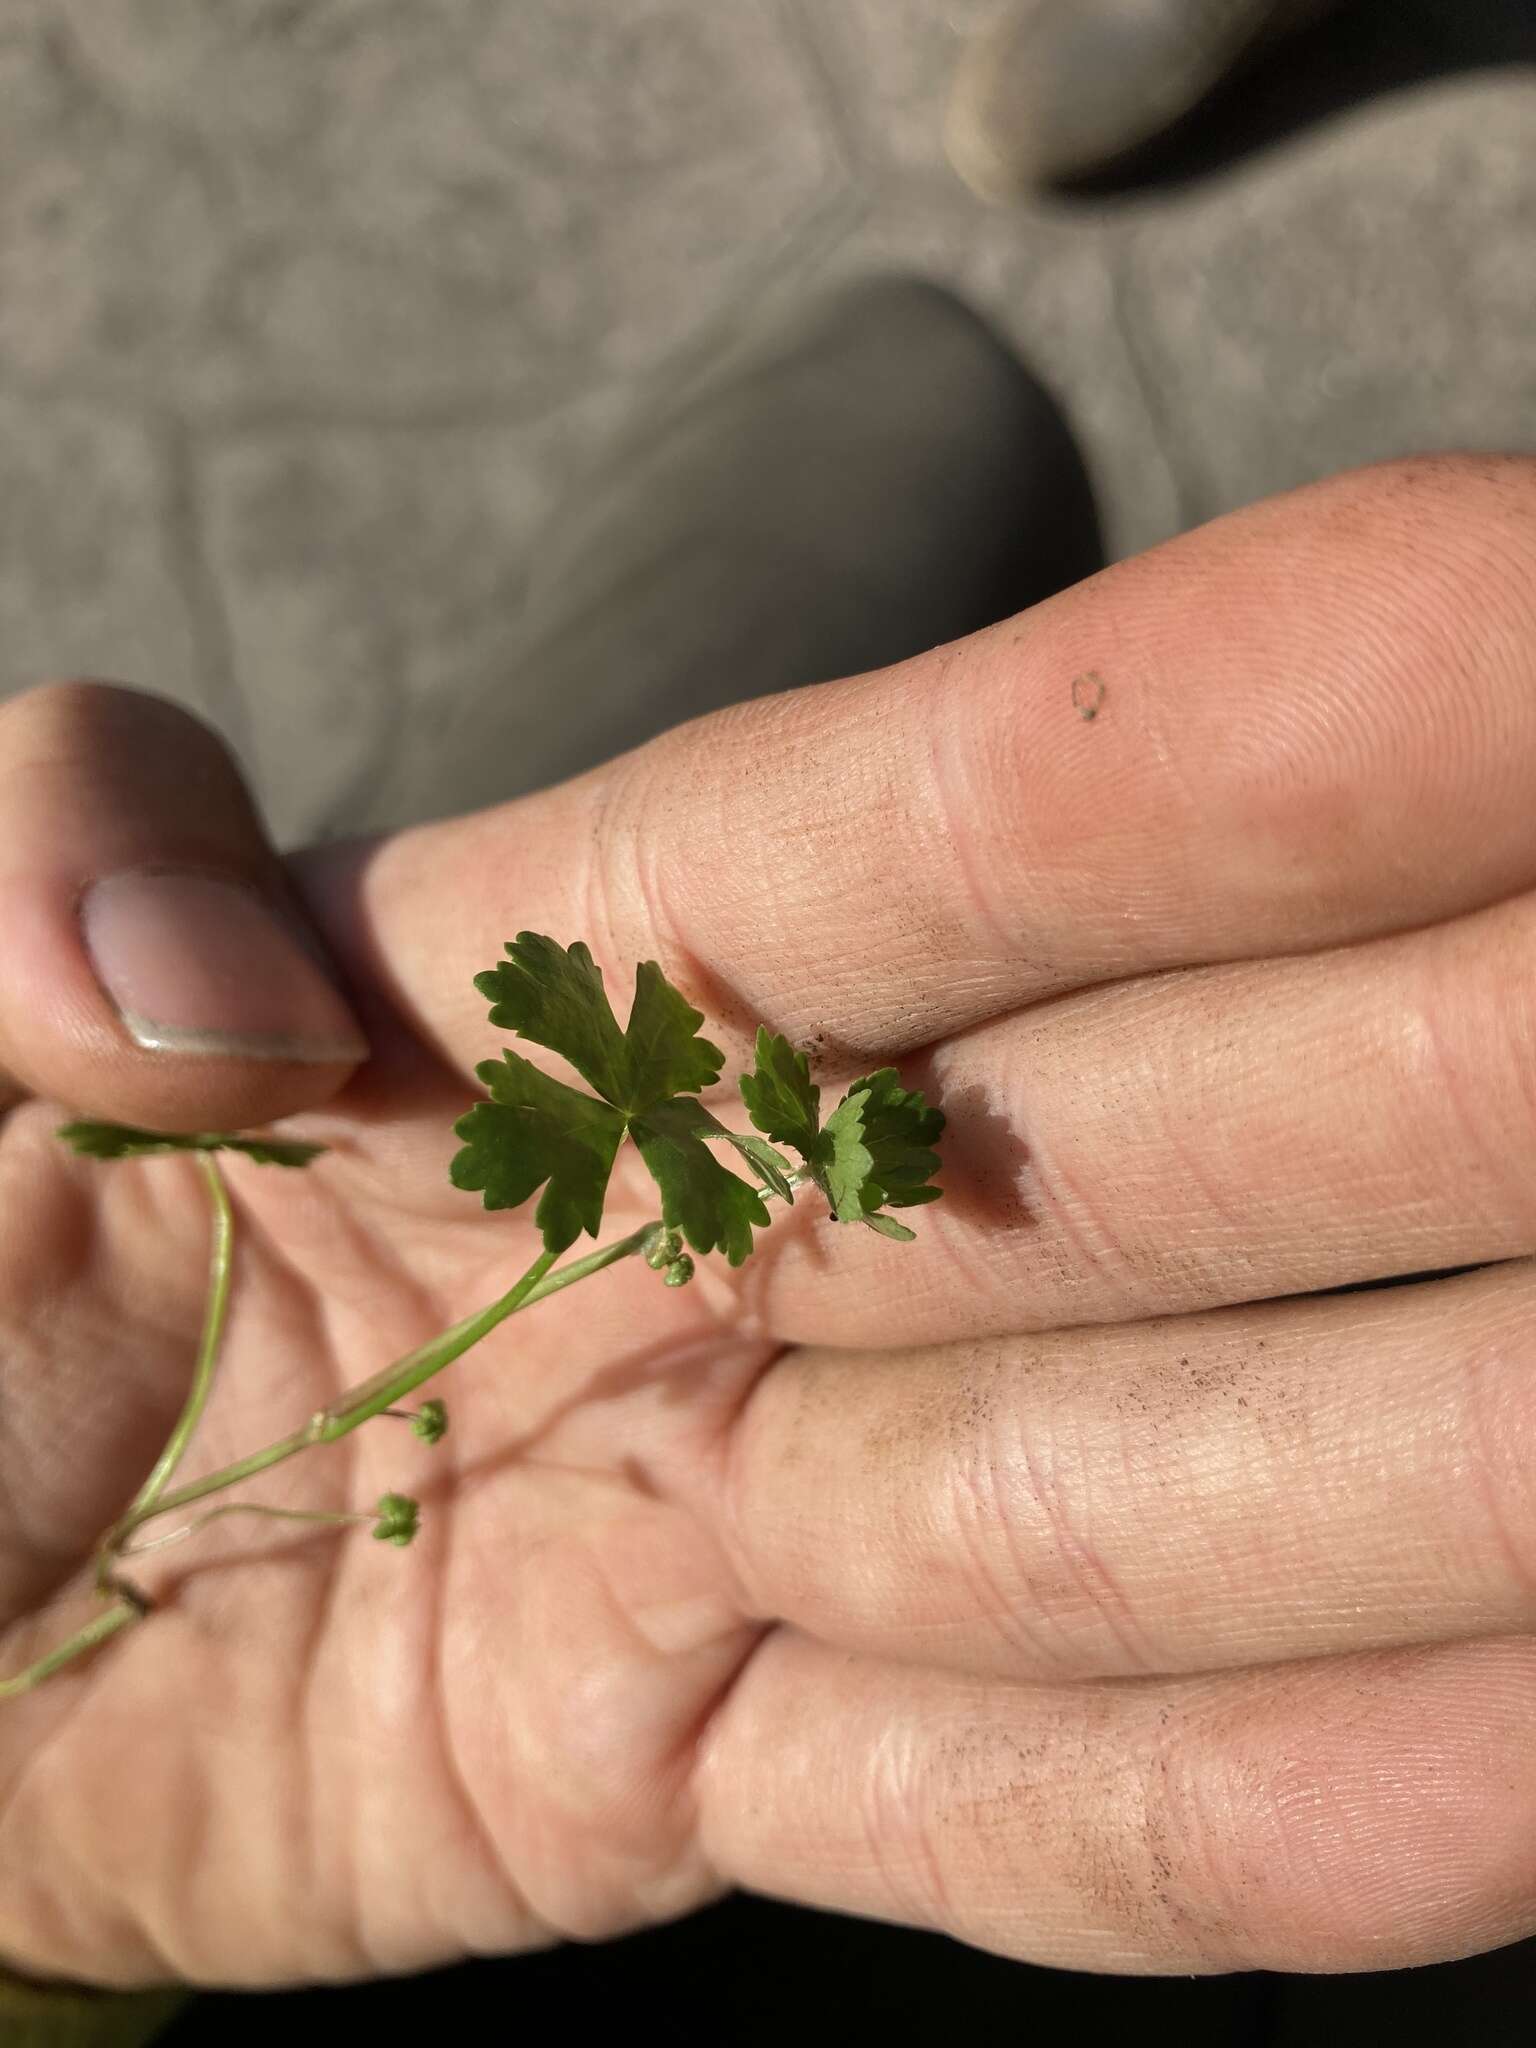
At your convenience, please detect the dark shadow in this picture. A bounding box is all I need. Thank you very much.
[919,1076,1041,1236]
[160,1892,1276,2045]
[1276,1257,1504,1302]
[161,1897,1536,2046]
[1049,0,1536,200]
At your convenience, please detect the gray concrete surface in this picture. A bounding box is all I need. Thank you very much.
[2,0,1533,842]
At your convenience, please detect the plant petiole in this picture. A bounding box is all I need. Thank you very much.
[117,1500,384,1558]
[96,1151,234,1595]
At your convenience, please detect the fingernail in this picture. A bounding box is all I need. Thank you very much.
[81,869,369,1063]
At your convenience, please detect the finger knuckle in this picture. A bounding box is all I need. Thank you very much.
[1456,1309,1536,1607]
[949,1406,1156,1679]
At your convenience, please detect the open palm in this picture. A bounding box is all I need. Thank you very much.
[0,1007,786,1984]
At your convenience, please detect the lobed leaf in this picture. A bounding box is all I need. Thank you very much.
[628,1096,771,1267]
[473,932,721,1113]
[740,1029,944,1233]
[455,934,939,1262]
[834,1068,945,1214]
[739,1028,821,1158]
[449,1051,627,1254]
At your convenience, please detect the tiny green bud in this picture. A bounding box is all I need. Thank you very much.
[663,1254,695,1288]
[410,1399,449,1445]
[644,1227,684,1271]
[372,1492,420,1547]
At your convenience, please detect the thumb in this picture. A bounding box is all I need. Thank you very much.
[0,681,367,1131]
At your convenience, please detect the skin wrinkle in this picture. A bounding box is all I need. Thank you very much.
[579,757,644,1041]
[0,1143,150,1604]
[1132,646,1205,865]
[909,1752,958,1936]
[1019,1111,1149,1324]
[945,1427,1067,1675]
[0,1654,108,1969]
[1132,975,1254,1250]
[1456,1331,1536,1608]
[908,1175,1000,1340]
[1219,1646,1536,1968]
[923,654,1018,969]
[860,1718,952,1934]
[1410,953,1508,1223]
[294,1509,364,1975]
[195,1564,352,1982]
[642,1605,766,1921]
[156,1721,217,1983]
[285,1151,453,1354]
[707,1353,786,1628]
[1418,905,1536,1239]
[1236,1730,1398,1966]
[1140,1707,1259,1972]
[1008,1405,1152,1678]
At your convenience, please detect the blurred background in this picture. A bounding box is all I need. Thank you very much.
[1,0,1533,844]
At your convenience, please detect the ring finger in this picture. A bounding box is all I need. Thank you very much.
[713,1257,1536,1682]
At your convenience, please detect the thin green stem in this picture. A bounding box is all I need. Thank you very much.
[107,1152,807,1553]
[131,1153,234,1517]
[0,1600,141,1699]
[116,1243,560,1539]
[96,1152,234,1593]
[518,1221,656,1307]
[120,1501,375,1558]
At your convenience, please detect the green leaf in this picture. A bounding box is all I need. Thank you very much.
[855,1069,945,1208]
[684,1093,796,1201]
[820,1089,878,1222]
[57,1121,325,1168]
[719,1130,796,1202]
[739,1029,944,1234]
[622,959,725,1107]
[819,1070,944,1225]
[859,1210,917,1243]
[449,1051,627,1254]
[455,934,938,1262]
[473,932,722,1113]
[629,1096,771,1267]
[739,1028,821,1158]
[830,1069,945,1214]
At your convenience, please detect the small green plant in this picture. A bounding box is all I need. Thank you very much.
[1,934,943,1697]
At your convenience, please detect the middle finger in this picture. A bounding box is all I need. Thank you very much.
[748,888,1536,1347]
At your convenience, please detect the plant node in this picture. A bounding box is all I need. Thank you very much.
[644,1226,685,1270]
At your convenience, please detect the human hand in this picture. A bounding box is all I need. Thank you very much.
[4,454,1536,1988]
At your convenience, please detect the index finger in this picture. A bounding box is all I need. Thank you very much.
[301,455,1536,1076]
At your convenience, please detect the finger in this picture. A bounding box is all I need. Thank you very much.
[298,455,1536,1076]
[0,682,367,1132]
[698,1627,1536,1975]
[743,881,1536,1346]
[714,1260,1536,1684]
